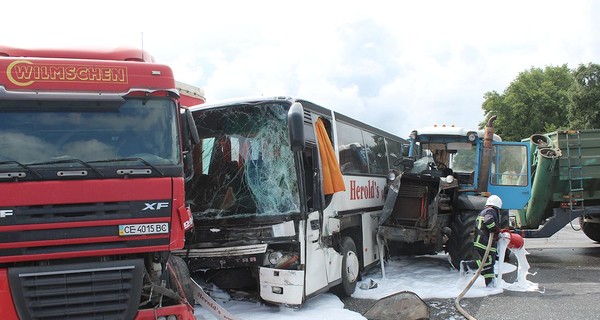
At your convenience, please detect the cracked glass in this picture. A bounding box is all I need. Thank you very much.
[187,102,300,219]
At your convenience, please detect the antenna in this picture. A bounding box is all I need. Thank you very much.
[141,32,144,61]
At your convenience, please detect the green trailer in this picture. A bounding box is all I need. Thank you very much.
[516,129,600,240]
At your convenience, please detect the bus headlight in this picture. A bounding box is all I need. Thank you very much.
[268,251,284,265]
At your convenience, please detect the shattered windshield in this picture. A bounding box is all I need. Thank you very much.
[0,98,180,167]
[187,102,300,219]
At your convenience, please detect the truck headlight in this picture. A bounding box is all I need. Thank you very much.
[387,171,396,181]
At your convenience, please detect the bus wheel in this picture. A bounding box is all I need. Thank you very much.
[333,236,359,297]
[168,255,195,306]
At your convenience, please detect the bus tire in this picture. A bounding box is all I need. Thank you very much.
[333,236,359,297]
[168,255,195,305]
[580,217,600,242]
[448,210,478,269]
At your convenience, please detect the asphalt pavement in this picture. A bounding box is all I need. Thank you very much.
[343,222,600,320]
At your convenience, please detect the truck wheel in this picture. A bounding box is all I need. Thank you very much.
[332,236,359,297]
[448,210,478,269]
[580,217,600,242]
[168,255,195,305]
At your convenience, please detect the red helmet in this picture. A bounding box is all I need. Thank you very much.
[508,233,524,249]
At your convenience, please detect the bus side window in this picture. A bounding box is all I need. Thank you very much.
[337,121,368,175]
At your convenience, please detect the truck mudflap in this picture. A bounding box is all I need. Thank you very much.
[192,278,239,320]
[135,304,196,320]
[363,291,430,320]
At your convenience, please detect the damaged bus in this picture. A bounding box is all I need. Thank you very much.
[177,96,407,305]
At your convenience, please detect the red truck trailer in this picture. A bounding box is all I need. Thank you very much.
[0,46,200,319]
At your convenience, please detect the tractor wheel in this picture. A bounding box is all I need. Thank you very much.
[580,217,600,242]
[448,210,478,269]
[332,236,360,297]
[168,255,195,305]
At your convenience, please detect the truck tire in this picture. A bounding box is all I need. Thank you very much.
[168,255,195,305]
[332,236,359,297]
[448,210,478,269]
[580,217,600,242]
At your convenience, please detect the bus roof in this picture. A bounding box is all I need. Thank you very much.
[187,96,406,142]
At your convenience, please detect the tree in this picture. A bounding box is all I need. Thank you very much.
[569,63,600,129]
[481,65,574,141]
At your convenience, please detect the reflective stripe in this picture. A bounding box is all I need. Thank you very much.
[476,217,484,229]
[474,241,497,252]
[475,255,494,267]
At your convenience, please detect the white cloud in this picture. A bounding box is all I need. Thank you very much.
[2,0,597,139]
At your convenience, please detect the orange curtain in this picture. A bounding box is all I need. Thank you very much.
[316,118,346,195]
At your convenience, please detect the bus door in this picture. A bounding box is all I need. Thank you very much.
[487,141,531,210]
[302,144,330,296]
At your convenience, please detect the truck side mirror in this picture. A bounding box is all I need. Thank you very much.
[288,102,305,152]
[185,108,200,145]
[180,108,199,182]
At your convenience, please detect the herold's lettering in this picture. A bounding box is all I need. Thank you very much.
[349,180,381,200]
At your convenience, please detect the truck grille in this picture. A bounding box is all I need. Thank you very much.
[8,259,144,320]
[0,200,171,261]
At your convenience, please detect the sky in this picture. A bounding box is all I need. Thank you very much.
[3,0,598,138]
[192,236,540,320]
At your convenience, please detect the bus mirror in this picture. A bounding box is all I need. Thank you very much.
[185,108,200,145]
[288,102,305,152]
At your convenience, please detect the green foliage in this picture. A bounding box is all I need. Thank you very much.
[569,63,600,129]
[481,65,574,141]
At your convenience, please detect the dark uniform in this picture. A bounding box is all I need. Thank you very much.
[463,206,500,286]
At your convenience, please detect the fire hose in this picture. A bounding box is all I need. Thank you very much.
[454,233,495,320]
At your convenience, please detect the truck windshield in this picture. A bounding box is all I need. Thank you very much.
[410,143,476,174]
[187,102,300,219]
[0,98,180,166]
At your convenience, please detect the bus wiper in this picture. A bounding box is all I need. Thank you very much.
[29,158,104,177]
[89,158,164,176]
[0,160,43,179]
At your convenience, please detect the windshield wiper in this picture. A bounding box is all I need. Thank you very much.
[0,160,43,179]
[29,158,104,177]
[89,158,164,176]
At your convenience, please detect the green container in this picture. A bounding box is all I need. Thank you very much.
[524,147,560,227]
[520,129,600,228]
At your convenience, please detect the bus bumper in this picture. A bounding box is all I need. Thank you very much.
[259,267,305,305]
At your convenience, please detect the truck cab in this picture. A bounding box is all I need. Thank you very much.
[379,122,531,267]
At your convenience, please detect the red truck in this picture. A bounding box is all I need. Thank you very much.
[0,46,202,319]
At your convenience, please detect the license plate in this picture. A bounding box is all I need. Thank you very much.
[119,223,169,236]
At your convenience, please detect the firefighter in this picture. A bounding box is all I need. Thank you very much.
[460,195,504,287]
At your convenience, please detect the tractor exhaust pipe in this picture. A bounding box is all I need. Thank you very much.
[477,115,497,192]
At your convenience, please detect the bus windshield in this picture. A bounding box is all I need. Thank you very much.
[188,102,300,219]
[0,98,180,167]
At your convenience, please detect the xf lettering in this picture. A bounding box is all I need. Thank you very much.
[0,209,13,218]
[142,202,169,211]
